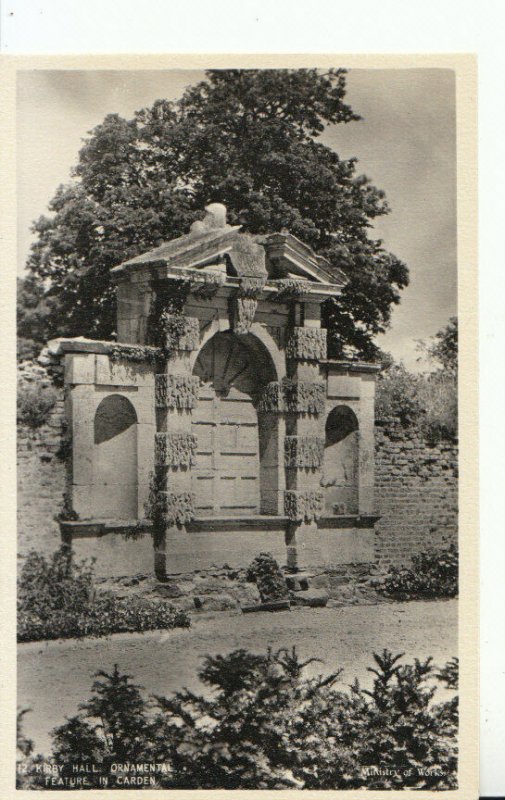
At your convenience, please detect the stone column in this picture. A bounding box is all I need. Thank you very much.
[283,325,327,570]
[153,312,200,581]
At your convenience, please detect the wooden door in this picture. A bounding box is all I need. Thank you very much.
[192,333,260,516]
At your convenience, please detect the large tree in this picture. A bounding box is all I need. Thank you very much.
[20,69,408,358]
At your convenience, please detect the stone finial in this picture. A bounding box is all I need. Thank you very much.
[190,202,228,235]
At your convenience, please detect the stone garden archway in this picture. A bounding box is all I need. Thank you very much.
[191,331,278,516]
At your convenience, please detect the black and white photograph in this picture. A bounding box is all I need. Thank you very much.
[9,58,477,794]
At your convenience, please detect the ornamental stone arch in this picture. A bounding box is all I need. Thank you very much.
[191,330,281,516]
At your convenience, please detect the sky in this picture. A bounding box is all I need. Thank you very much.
[16,68,456,369]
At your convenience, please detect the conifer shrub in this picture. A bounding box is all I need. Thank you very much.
[17,648,458,789]
[246,553,289,602]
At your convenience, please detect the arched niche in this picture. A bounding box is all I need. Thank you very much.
[323,405,359,515]
[192,331,279,516]
[93,394,138,519]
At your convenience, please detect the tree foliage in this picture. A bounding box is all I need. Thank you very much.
[20,69,408,358]
[17,647,458,790]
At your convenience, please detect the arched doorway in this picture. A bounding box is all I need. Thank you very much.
[93,394,138,519]
[192,331,277,516]
[323,405,359,515]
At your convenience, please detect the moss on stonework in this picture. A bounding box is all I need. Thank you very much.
[155,433,198,467]
[285,327,327,361]
[155,374,200,409]
[109,343,161,366]
[258,380,326,415]
[284,436,325,469]
[284,490,323,522]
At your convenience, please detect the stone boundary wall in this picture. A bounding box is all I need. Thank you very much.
[374,423,458,567]
[17,363,459,571]
[17,363,66,557]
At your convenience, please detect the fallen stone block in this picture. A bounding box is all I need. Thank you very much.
[290,588,329,607]
[241,599,291,613]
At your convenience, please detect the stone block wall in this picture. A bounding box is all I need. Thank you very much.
[17,364,66,556]
[374,424,458,567]
[17,362,459,573]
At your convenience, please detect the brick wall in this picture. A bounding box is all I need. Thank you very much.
[374,423,458,567]
[17,363,66,557]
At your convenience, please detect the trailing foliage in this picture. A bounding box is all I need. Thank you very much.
[20,70,408,357]
[284,435,325,469]
[258,379,326,415]
[379,543,458,600]
[17,647,458,789]
[285,326,327,361]
[109,343,161,366]
[155,373,200,409]
[155,432,198,467]
[17,381,58,428]
[284,489,323,522]
[246,553,289,602]
[17,546,190,642]
[160,312,200,353]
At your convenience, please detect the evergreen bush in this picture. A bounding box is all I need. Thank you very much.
[17,648,458,789]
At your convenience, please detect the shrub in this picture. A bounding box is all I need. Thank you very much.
[246,553,289,602]
[17,546,190,642]
[379,543,458,600]
[376,364,457,442]
[17,381,58,428]
[17,648,458,790]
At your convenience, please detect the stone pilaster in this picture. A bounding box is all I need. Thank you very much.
[152,307,200,581]
[283,325,327,569]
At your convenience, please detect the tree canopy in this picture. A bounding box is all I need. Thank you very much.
[19,69,409,359]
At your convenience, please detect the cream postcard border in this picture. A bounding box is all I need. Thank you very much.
[0,53,478,800]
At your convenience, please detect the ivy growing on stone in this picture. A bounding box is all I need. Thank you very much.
[160,313,200,354]
[109,343,161,366]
